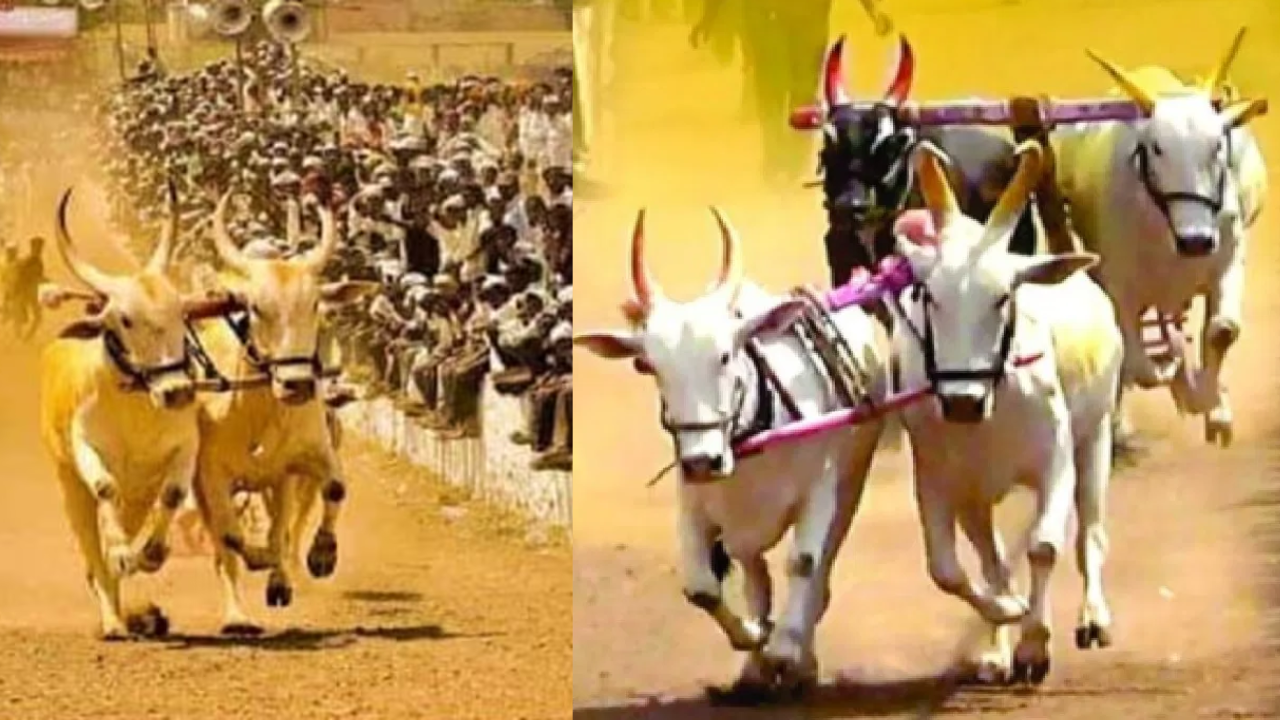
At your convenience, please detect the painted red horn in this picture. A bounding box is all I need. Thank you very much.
[883,35,915,105]
[823,35,852,109]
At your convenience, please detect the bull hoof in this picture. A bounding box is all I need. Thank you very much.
[138,539,170,574]
[1205,413,1233,448]
[1075,623,1113,650]
[221,622,264,636]
[1011,656,1051,686]
[125,604,170,638]
[307,530,338,579]
[705,680,778,707]
[266,578,293,608]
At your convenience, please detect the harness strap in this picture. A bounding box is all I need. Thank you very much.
[184,320,231,391]
[730,345,776,446]
[103,329,193,390]
[745,338,802,421]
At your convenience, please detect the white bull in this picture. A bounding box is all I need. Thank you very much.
[889,140,1123,685]
[1052,28,1268,447]
[39,187,200,639]
[191,191,378,634]
[574,209,886,699]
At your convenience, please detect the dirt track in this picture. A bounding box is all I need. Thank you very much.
[573,1,1280,717]
[0,144,569,718]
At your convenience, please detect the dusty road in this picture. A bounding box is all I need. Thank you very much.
[573,0,1280,717]
[0,158,570,717]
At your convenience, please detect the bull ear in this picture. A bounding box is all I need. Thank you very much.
[1012,253,1099,287]
[1220,97,1267,129]
[735,298,806,347]
[320,280,381,306]
[573,330,644,360]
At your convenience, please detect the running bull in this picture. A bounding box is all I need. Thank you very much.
[575,209,886,699]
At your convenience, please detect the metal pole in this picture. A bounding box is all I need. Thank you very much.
[235,35,245,113]
[113,0,126,81]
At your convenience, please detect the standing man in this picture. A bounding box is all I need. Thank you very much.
[690,0,832,186]
[572,0,613,197]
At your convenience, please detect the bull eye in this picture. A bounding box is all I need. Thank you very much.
[720,352,731,366]
[1150,141,1164,157]
[120,315,133,330]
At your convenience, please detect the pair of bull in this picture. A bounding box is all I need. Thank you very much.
[812,29,1266,449]
[40,186,378,639]
[575,31,1266,701]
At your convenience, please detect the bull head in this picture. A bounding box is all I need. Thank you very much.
[576,208,806,480]
[893,140,1098,424]
[208,189,377,405]
[51,184,197,410]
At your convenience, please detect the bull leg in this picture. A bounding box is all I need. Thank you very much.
[1014,436,1076,686]
[70,421,138,579]
[264,476,299,609]
[1199,253,1244,446]
[1073,420,1114,650]
[194,472,263,635]
[130,444,198,574]
[957,503,1014,685]
[291,477,321,578]
[677,502,764,653]
[725,556,778,700]
[60,468,127,640]
[306,444,346,579]
[1119,305,1175,390]
[914,468,1026,626]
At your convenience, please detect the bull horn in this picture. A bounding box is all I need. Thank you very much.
[821,35,853,109]
[304,202,337,272]
[1203,27,1247,95]
[1085,50,1156,115]
[629,209,663,309]
[708,207,743,307]
[911,141,960,233]
[53,188,118,295]
[146,179,179,274]
[882,35,915,105]
[979,141,1044,253]
[211,190,251,273]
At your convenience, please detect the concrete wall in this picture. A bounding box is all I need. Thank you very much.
[339,377,571,529]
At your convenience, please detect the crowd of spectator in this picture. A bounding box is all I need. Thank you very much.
[97,42,572,472]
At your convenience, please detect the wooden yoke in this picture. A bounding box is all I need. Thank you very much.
[1008,95,1079,255]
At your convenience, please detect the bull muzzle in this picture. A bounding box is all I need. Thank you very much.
[1174,232,1217,257]
[937,390,991,424]
[274,376,318,405]
[680,453,730,481]
[151,377,197,410]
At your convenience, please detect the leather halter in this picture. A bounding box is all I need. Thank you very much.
[658,346,774,453]
[103,328,195,391]
[1132,134,1230,248]
[890,281,1019,398]
[224,309,324,378]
